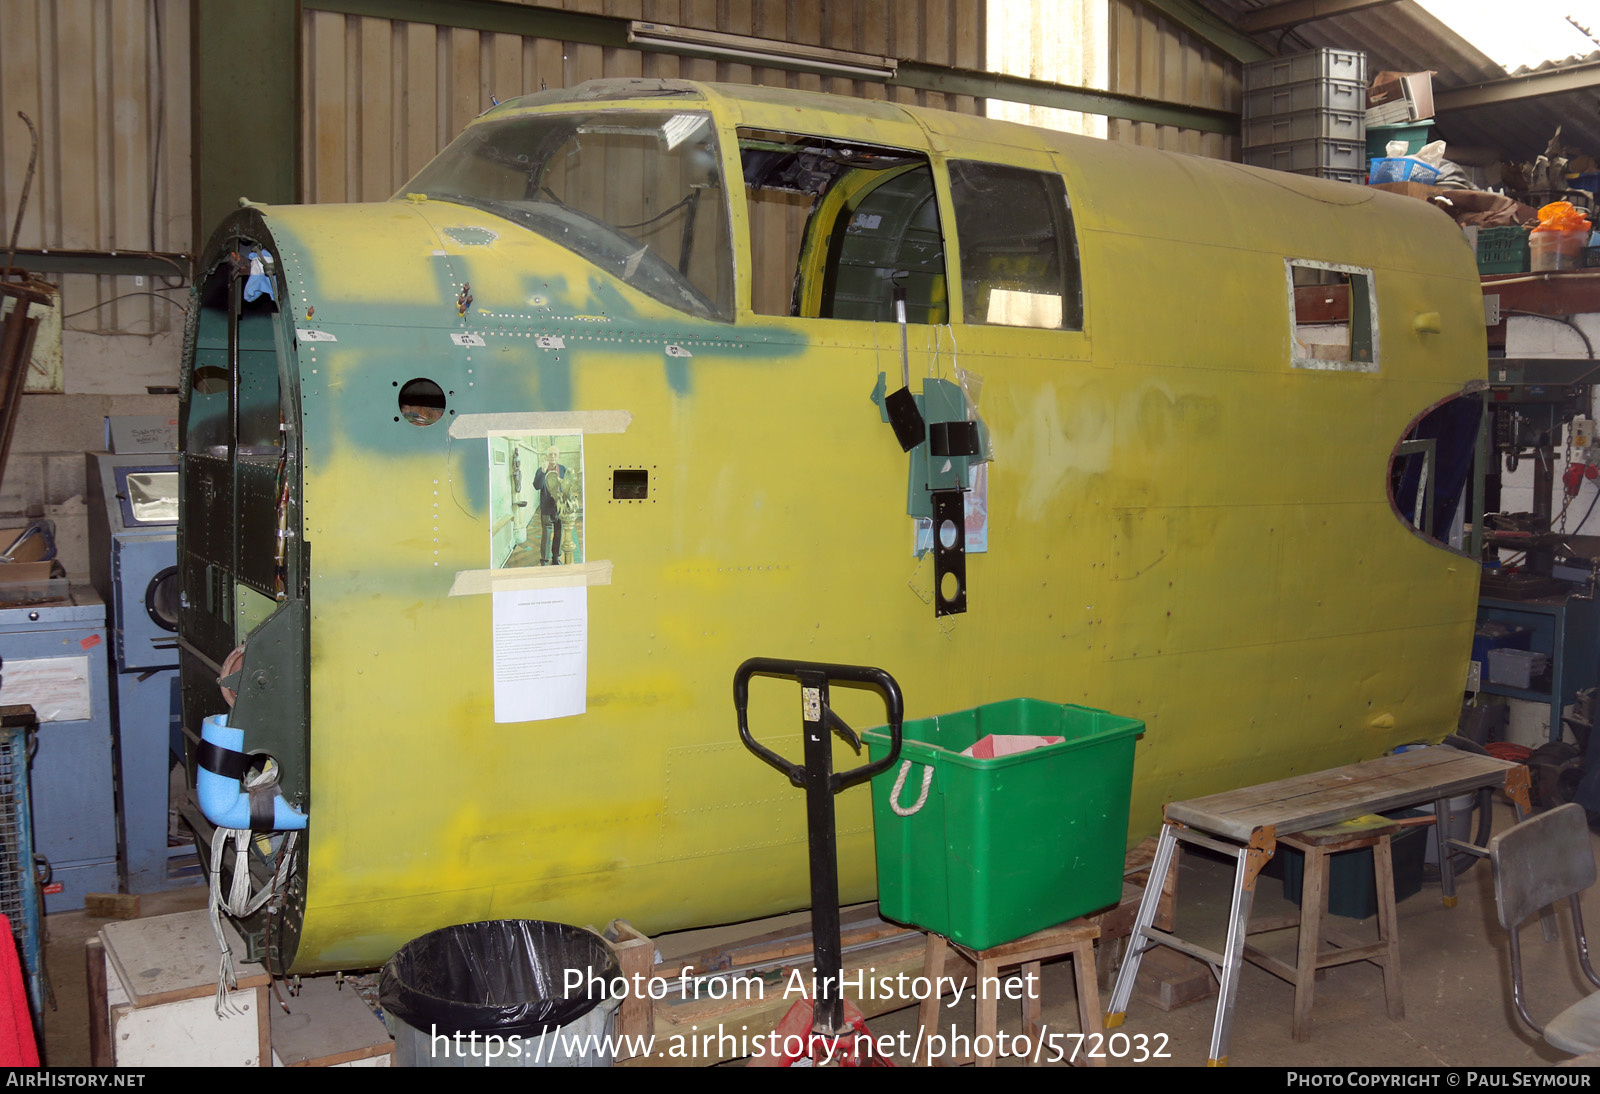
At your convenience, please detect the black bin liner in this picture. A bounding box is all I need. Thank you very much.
[379,920,620,1038]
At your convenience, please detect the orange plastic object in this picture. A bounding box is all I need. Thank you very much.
[1533,201,1592,234]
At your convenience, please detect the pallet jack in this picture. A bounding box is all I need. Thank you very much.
[734,658,903,1067]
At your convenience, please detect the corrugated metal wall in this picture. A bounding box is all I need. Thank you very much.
[1106,0,1237,160]
[302,0,985,205]
[0,0,1236,338]
[0,0,985,331]
[0,0,191,337]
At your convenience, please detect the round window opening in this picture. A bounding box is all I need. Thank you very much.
[398,378,446,426]
[146,567,180,632]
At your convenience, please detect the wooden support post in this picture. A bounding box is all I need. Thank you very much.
[606,919,655,1057]
[86,937,110,1068]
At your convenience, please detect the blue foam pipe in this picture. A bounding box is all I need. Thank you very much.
[198,714,308,831]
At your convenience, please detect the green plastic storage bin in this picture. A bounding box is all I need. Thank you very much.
[1477,226,1530,275]
[862,698,1143,950]
[1365,121,1432,160]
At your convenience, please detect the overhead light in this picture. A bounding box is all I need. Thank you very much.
[626,21,898,82]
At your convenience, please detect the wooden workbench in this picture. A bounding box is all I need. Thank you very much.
[1105,747,1532,1066]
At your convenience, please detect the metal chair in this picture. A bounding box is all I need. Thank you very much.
[1489,803,1600,1054]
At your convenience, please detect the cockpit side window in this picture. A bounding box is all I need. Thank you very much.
[402,111,733,322]
[739,129,947,323]
[947,161,1082,330]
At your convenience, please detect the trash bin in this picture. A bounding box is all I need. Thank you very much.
[1276,811,1428,918]
[379,919,622,1067]
[863,698,1143,950]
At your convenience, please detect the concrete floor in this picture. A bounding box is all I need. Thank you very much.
[41,885,209,1067]
[35,802,1600,1068]
[858,803,1600,1068]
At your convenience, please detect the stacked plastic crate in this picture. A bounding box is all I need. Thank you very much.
[1242,48,1367,184]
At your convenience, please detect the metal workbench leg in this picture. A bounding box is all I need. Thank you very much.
[1104,822,1179,1027]
[1438,777,1557,941]
[1207,843,1262,1067]
[1437,793,1459,908]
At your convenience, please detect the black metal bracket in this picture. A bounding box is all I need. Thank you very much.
[931,488,967,616]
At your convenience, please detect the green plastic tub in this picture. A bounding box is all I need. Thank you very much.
[862,698,1143,950]
[1477,226,1530,275]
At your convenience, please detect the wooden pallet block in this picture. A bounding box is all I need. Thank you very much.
[616,915,926,1069]
[1094,837,1181,986]
[1132,945,1217,1012]
[606,919,656,1059]
[270,974,393,1067]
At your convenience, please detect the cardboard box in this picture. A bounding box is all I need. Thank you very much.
[0,525,62,598]
[106,415,178,454]
[0,526,50,573]
[1367,70,1434,122]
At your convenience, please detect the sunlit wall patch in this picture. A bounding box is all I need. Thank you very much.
[1286,258,1379,373]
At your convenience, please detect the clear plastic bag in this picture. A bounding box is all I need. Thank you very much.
[1533,200,1592,234]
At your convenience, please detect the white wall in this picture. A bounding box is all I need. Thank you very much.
[1493,312,1600,745]
[1496,313,1600,534]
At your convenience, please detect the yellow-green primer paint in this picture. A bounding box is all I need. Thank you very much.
[180,80,1484,973]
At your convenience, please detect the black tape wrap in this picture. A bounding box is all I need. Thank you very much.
[197,739,252,781]
[199,739,279,832]
[248,784,276,832]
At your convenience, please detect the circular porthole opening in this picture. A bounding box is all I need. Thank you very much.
[192,365,229,395]
[146,566,180,632]
[398,378,446,426]
[245,752,281,789]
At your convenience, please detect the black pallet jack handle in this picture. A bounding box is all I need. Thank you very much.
[733,658,903,1038]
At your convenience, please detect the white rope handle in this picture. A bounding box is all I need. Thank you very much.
[890,760,934,816]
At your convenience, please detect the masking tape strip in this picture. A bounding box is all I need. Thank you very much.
[449,559,614,597]
[448,410,632,439]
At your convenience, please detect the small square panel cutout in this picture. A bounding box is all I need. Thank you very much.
[613,469,648,500]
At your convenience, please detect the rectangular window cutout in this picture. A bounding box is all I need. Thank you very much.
[739,129,946,323]
[612,469,649,500]
[948,160,1082,330]
[1287,259,1378,373]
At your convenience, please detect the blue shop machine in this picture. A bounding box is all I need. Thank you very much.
[87,429,197,894]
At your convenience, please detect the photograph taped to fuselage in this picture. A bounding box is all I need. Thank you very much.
[489,433,585,569]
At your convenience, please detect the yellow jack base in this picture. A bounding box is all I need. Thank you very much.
[1443,895,1459,908]
[1103,1012,1125,1029]
[1208,1056,1229,1067]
